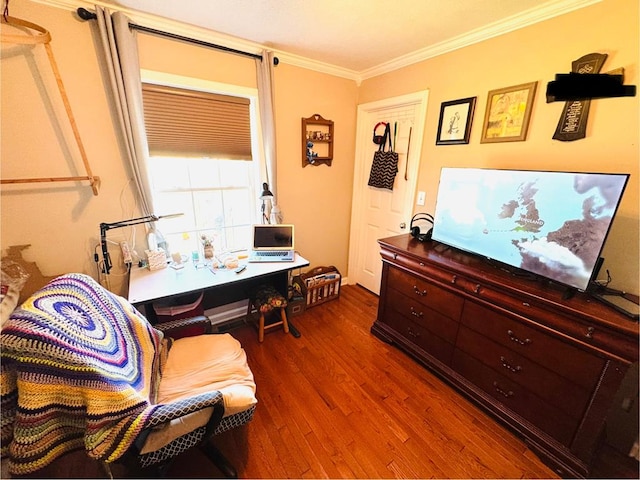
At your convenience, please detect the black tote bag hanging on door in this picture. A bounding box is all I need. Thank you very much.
[367,122,399,190]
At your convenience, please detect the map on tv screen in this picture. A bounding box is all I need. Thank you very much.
[432,168,628,291]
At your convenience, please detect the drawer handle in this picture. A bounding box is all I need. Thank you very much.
[451,275,457,284]
[473,284,481,294]
[507,330,532,346]
[500,356,522,373]
[410,307,424,318]
[419,262,425,267]
[413,285,427,296]
[493,381,514,398]
[585,326,595,339]
[407,326,420,338]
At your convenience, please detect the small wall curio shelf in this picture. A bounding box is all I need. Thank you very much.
[302,114,334,167]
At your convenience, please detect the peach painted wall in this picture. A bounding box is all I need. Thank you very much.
[272,63,357,274]
[1,0,638,296]
[1,0,358,297]
[136,34,359,277]
[359,0,639,294]
[1,3,134,295]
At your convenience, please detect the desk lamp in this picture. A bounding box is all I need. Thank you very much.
[259,183,273,224]
[99,213,182,274]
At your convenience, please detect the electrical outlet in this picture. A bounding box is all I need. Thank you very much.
[120,241,133,264]
[417,191,426,206]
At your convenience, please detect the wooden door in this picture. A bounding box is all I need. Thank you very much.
[348,91,428,294]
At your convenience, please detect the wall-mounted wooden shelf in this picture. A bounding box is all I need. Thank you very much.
[302,114,333,167]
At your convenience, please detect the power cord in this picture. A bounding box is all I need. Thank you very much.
[591,269,612,292]
[94,241,132,286]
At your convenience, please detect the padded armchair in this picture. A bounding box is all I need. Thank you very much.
[0,273,256,478]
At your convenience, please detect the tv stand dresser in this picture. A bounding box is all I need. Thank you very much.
[372,234,639,478]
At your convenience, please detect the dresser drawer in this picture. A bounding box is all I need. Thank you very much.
[461,301,605,390]
[376,235,639,477]
[452,349,579,445]
[382,308,455,365]
[388,266,463,320]
[456,325,591,420]
[386,287,460,343]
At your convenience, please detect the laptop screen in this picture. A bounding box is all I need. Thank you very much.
[252,224,294,250]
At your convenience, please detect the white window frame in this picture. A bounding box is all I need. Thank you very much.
[140,70,267,254]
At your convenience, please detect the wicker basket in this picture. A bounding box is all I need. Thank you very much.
[296,266,341,308]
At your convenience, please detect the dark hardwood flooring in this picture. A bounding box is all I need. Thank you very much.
[7,285,638,478]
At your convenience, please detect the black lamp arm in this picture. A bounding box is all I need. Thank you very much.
[99,223,112,275]
[99,215,165,274]
[100,215,160,232]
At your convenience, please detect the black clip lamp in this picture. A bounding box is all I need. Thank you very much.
[259,182,273,224]
[99,213,182,274]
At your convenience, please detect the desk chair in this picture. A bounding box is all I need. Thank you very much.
[248,284,289,342]
[1,274,256,478]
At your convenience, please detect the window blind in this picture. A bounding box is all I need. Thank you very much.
[142,83,252,160]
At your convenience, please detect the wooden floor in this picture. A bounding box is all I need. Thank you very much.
[173,284,559,479]
[9,285,638,479]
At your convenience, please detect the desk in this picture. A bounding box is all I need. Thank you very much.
[128,253,310,331]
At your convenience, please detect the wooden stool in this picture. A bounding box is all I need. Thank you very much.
[248,285,289,342]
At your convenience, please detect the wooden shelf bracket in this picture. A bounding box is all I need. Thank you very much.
[1,15,100,195]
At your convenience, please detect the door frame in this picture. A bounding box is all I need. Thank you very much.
[348,90,429,292]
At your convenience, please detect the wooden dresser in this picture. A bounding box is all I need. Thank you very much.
[372,234,639,478]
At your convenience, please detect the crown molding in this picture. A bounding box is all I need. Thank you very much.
[359,0,602,80]
[31,0,362,82]
[275,51,361,82]
[33,0,265,57]
[33,0,600,84]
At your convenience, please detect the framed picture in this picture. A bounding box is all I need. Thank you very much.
[481,81,537,143]
[436,97,476,145]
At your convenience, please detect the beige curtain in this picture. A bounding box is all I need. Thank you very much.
[255,50,283,223]
[94,6,154,216]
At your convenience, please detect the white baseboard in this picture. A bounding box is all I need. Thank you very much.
[203,278,349,326]
[204,299,249,325]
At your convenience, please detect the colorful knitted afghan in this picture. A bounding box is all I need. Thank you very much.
[0,273,222,475]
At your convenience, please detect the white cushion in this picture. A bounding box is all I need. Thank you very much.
[141,333,256,454]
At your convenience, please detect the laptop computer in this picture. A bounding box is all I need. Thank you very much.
[248,224,295,262]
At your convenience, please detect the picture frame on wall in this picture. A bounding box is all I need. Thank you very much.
[436,97,476,145]
[481,81,537,143]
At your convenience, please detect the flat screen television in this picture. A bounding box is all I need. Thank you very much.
[431,168,629,292]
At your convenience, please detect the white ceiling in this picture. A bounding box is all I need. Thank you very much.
[97,0,598,76]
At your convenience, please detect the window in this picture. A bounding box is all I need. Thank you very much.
[148,156,257,255]
[141,71,263,257]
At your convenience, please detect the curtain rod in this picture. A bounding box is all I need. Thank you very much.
[77,7,279,65]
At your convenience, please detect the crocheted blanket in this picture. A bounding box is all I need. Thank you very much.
[1,273,164,474]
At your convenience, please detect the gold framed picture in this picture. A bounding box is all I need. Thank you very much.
[481,81,537,143]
